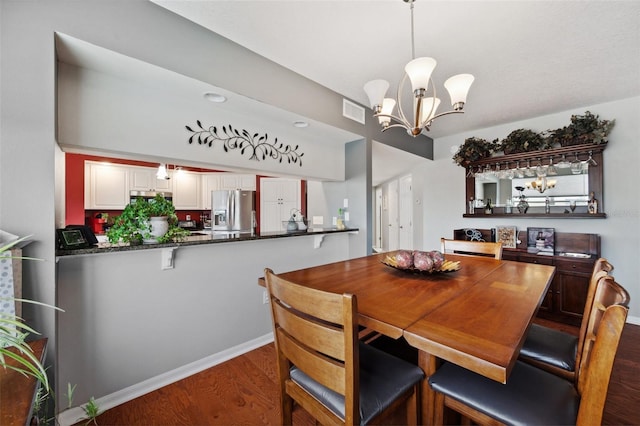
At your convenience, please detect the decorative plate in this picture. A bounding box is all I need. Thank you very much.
[382,256,461,274]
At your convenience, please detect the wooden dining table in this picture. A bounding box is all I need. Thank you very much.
[260,251,555,425]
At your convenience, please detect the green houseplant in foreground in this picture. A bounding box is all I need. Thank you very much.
[0,236,58,392]
[106,194,189,244]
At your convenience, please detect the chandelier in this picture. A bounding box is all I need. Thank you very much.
[526,177,557,193]
[363,0,474,137]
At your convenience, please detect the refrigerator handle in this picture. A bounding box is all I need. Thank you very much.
[229,191,235,227]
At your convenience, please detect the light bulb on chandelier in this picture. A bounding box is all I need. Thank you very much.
[363,0,474,137]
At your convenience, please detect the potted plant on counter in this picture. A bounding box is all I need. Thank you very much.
[106,194,189,245]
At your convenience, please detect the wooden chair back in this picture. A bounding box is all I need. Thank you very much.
[432,278,628,426]
[264,268,360,425]
[440,238,503,260]
[576,275,629,398]
[576,301,628,425]
[574,258,614,377]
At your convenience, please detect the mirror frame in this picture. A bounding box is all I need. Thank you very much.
[464,143,606,218]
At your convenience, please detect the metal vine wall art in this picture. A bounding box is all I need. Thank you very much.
[185,120,304,167]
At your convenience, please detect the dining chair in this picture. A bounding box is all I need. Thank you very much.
[264,268,425,425]
[519,258,613,381]
[427,274,629,426]
[440,238,503,259]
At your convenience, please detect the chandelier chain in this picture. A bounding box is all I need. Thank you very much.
[409,0,416,60]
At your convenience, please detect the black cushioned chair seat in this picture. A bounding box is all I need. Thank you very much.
[290,341,425,425]
[429,360,579,426]
[520,323,578,371]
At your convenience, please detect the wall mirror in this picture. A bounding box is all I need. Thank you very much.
[464,144,605,218]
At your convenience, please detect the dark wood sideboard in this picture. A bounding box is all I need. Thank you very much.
[453,229,600,326]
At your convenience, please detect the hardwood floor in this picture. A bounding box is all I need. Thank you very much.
[90,323,640,425]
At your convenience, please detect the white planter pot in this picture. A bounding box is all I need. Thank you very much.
[142,216,169,244]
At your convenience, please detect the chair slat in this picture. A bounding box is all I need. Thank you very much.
[441,238,503,259]
[277,328,347,395]
[272,299,346,361]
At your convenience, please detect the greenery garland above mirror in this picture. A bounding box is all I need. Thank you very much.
[452,111,614,166]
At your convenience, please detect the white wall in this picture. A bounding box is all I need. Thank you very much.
[57,62,347,181]
[57,233,351,407]
[413,97,640,320]
[0,1,371,410]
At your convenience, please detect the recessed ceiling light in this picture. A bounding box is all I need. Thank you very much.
[293,121,309,128]
[203,92,227,103]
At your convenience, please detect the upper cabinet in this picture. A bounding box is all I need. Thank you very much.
[219,173,256,191]
[201,173,220,210]
[84,161,130,209]
[464,143,606,218]
[129,166,171,192]
[171,170,202,210]
[85,161,258,211]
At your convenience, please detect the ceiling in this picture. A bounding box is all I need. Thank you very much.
[152,0,639,141]
[58,1,640,187]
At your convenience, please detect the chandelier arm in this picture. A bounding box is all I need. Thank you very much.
[381,123,414,132]
[416,77,438,129]
[427,109,465,122]
[393,73,414,130]
[374,112,411,125]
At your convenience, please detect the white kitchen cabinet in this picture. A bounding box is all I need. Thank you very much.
[219,173,256,191]
[201,173,220,210]
[129,166,172,192]
[84,161,130,209]
[171,170,201,209]
[260,178,300,232]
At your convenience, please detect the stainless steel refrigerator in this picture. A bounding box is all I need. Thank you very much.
[211,190,256,233]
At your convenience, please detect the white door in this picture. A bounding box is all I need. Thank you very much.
[387,179,399,251]
[374,187,383,251]
[398,175,413,250]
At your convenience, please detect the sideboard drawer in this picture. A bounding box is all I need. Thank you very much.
[555,259,594,274]
[518,254,554,266]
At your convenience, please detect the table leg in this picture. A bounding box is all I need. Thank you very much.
[418,350,437,426]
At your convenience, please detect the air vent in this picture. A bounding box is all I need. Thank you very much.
[342,99,366,124]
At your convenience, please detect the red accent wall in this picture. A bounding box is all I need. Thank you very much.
[65,154,87,225]
[65,154,306,232]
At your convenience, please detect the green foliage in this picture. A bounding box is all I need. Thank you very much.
[106,194,189,244]
[0,236,59,393]
[66,382,77,409]
[547,111,615,146]
[452,111,615,168]
[82,397,101,426]
[498,128,551,154]
[452,137,499,166]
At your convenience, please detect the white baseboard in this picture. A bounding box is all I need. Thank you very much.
[57,333,274,426]
[627,314,639,325]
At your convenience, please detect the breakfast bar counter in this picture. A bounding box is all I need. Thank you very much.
[55,227,358,256]
[55,225,359,408]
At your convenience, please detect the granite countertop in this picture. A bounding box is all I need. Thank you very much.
[56,227,358,256]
